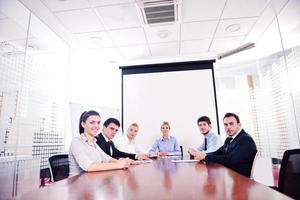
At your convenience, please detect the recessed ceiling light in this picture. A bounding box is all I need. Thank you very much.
[156,30,170,38]
[225,24,240,33]
[89,36,102,44]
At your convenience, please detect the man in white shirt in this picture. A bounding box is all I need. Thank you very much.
[188,116,222,157]
[116,123,147,154]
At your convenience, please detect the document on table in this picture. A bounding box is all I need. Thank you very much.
[134,160,153,164]
[171,159,200,163]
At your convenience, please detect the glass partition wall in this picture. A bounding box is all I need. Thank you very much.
[0,1,69,199]
[215,0,300,159]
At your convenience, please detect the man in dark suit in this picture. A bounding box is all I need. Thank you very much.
[196,113,257,177]
[96,118,149,160]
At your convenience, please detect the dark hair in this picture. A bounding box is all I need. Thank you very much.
[79,110,100,134]
[223,112,240,123]
[103,118,120,127]
[197,116,211,125]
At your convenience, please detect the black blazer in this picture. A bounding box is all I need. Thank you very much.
[96,133,136,160]
[205,129,257,177]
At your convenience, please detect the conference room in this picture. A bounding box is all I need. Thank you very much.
[0,0,299,199]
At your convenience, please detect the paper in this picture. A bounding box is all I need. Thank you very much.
[171,159,200,163]
[134,160,153,164]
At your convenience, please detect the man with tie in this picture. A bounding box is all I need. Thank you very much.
[196,113,257,177]
[96,118,149,160]
[188,116,222,157]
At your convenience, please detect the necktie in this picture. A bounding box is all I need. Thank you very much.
[107,141,113,156]
[204,138,207,151]
[224,137,233,153]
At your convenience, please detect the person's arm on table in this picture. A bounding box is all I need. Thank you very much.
[87,158,131,172]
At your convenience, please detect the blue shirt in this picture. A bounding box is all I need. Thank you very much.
[149,136,181,155]
[197,131,223,153]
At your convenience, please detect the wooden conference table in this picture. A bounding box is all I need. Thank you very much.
[21,157,291,200]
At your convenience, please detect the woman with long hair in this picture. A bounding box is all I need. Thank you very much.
[69,110,131,176]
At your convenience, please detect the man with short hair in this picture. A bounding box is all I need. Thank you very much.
[196,113,257,177]
[188,116,222,157]
[96,118,149,160]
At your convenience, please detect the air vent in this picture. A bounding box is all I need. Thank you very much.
[136,0,182,26]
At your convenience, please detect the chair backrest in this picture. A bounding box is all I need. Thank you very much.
[180,145,183,157]
[48,154,69,182]
[250,151,258,179]
[278,148,300,199]
[251,154,274,186]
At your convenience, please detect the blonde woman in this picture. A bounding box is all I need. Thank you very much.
[117,123,147,154]
[149,121,181,156]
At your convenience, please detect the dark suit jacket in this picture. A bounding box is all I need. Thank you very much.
[96,133,136,160]
[205,129,257,177]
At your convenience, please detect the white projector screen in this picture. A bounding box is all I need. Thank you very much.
[121,61,219,153]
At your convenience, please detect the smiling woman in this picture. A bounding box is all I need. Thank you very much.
[68,110,132,176]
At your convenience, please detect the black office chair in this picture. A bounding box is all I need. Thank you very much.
[180,145,183,157]
[48,154,69,182]
[273,148,300,199]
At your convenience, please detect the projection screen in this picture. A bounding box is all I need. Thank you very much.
[120,60,219,152]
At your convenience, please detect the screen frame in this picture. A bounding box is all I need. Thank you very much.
[120,60,220,135]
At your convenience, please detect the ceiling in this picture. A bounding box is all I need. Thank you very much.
[1,0,299,65]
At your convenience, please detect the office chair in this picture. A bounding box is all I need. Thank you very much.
[251,153,274,186]
[180,145,183,157]
[250,152,258,179]
[48,154,69,182]
[273,148,300,199]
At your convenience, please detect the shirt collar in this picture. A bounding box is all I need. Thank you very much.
[80,133,97,145]
[204,131,213,139]
[102,133,111,142]
[231,129,242,140]
[161,136,170,141]
[126,135,135,144]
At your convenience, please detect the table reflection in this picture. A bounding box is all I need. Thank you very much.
[67,170,127,200]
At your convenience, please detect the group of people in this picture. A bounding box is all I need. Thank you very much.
[69,110,257,178]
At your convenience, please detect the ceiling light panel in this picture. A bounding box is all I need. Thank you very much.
[89,0,134,7]
[222,0,268,19]
[210,36,244,53]
[41,0,90,12]
[119,45,151,60]
[95,4,141,29]
[109,28,147,46]
[149,42,179,57]
[88,47,122,62]
[55,9,105,33]
[180,39,211,54]
[182,0,226,22]
[181,21,218,40]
